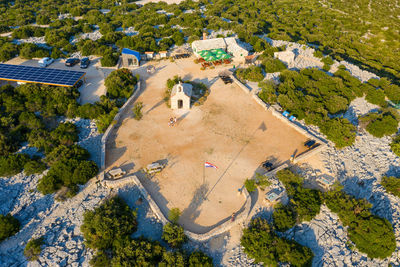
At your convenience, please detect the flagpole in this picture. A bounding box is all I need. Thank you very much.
[203,160,205,185]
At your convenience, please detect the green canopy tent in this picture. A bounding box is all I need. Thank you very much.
[198,49,231,62]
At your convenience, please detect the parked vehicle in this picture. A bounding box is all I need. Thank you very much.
[145,162,166,175]
[80,57,90,68]
[38,57,54,67]
[108,168,126,179]
[261,161,274,171]
[304,139,316,148]
[65,58,80,67]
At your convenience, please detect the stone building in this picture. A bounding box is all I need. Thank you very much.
[170,82,192,110]
[120,48,141,67]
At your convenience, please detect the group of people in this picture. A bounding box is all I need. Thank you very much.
[168,117,177,127]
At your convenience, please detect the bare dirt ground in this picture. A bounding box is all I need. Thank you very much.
[3,57,111,104]
[106,58,309,233]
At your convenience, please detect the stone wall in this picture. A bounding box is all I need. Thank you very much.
[100,81,142,169]
[232,77,328,164]
[103,174,253,242]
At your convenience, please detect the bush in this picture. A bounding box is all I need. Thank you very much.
[244,179,256,192]
[81,197,137,250]
[325,189,396,259]
[0,153,30,177]
[390,135,400,157]
[235,66,264,82]
[321,56,334,71]
[258,81,277,104]
[384,84,400,103]
[241,218,313,266]
[168,208,181,224]
[24,160,46,175]
[319,118,356,148]
[24,237,44,261]
[366,115,398,138]
[0,214,20,242]
[105,68,137,99]
[100,52,119,67]
[162,223,187,248]
[381,176,400,198]
[365,87,386,106]
[273,203,296,232]
[188,251,213,267]
[133,102,143,120]
[261,57,287,73]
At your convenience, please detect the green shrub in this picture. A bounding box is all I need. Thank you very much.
[381,176,400,198]
[384,84,400,103]
[0,214,20,242]
[105,68,137,99]
[96,107,118,133]
[81,197,137,250]
[133,102,143,120]
[241,218,313,266]
[258,81,277,104]
[168,208,181,224]
[162,223,187,248]
[321,56,334,71]
[188,251,213,267]
[313,50,323,58]
[100,52,119,67]
[361,111,399,138]
[24,160,46,175]
[24,237,44,261]
[273,203,296,232]
[365,87,386,106]
[235,66,264,82]
[325,189,396,259]
[319,118,356,148]
[261,57,287,73]
[0,153,30,177]
[390,135,400,157]
[160,251,185,267]
[244,179,257,192]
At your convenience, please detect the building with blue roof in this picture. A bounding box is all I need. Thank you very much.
[121,48,141,67]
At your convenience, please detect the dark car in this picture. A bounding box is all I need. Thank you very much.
[304,139,316,148]
[80,57,90,68]
[65,58,80,67]
[261,161,274,171]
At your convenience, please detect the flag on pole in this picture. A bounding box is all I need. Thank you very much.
[205,162,218,169]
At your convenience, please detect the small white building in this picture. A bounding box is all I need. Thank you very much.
[316,175,335,191]
[170,82,192,110]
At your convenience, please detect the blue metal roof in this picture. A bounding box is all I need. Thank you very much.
[121,48,141,61]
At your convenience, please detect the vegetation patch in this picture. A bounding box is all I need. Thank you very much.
[241,217,314,266]
[325,188,396,259]
[381,176,400,198]
[24,237,44,261]
[81,197,213,266]
[359,108,399,138]
[0,214,20,242]
[235,66,264,82]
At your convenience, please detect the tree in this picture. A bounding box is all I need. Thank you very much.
[24,160,46,175]
[162,223,187,248]
[160,251,185,267]
[244,179,256,192]
[273,203,296,232]
[105,68,137,99]
[390,135,400,157]
[168,208,181,224]
[0,214,20,242]
[235,66,264,82]
[188,251,213,267]
[81,197,137,250]
[365,114,398,138]
[319,118,356,148]
[24,237,44,261]
[0,153,30,177]
[381,176,400,198]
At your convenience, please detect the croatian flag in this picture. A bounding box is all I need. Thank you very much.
[205,162,218,169]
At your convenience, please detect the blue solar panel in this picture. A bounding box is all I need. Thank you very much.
[0,64,86,87]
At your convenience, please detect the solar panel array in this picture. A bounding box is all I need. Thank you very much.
[0,64,86,87]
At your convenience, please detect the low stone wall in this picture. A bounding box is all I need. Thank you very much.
[108,174,252,242]
[101,175,137,189]
[232,78,328,164]
[231,75,250,94]
[100,81,142,169]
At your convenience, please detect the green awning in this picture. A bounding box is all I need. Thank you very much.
[198,49,231,62]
